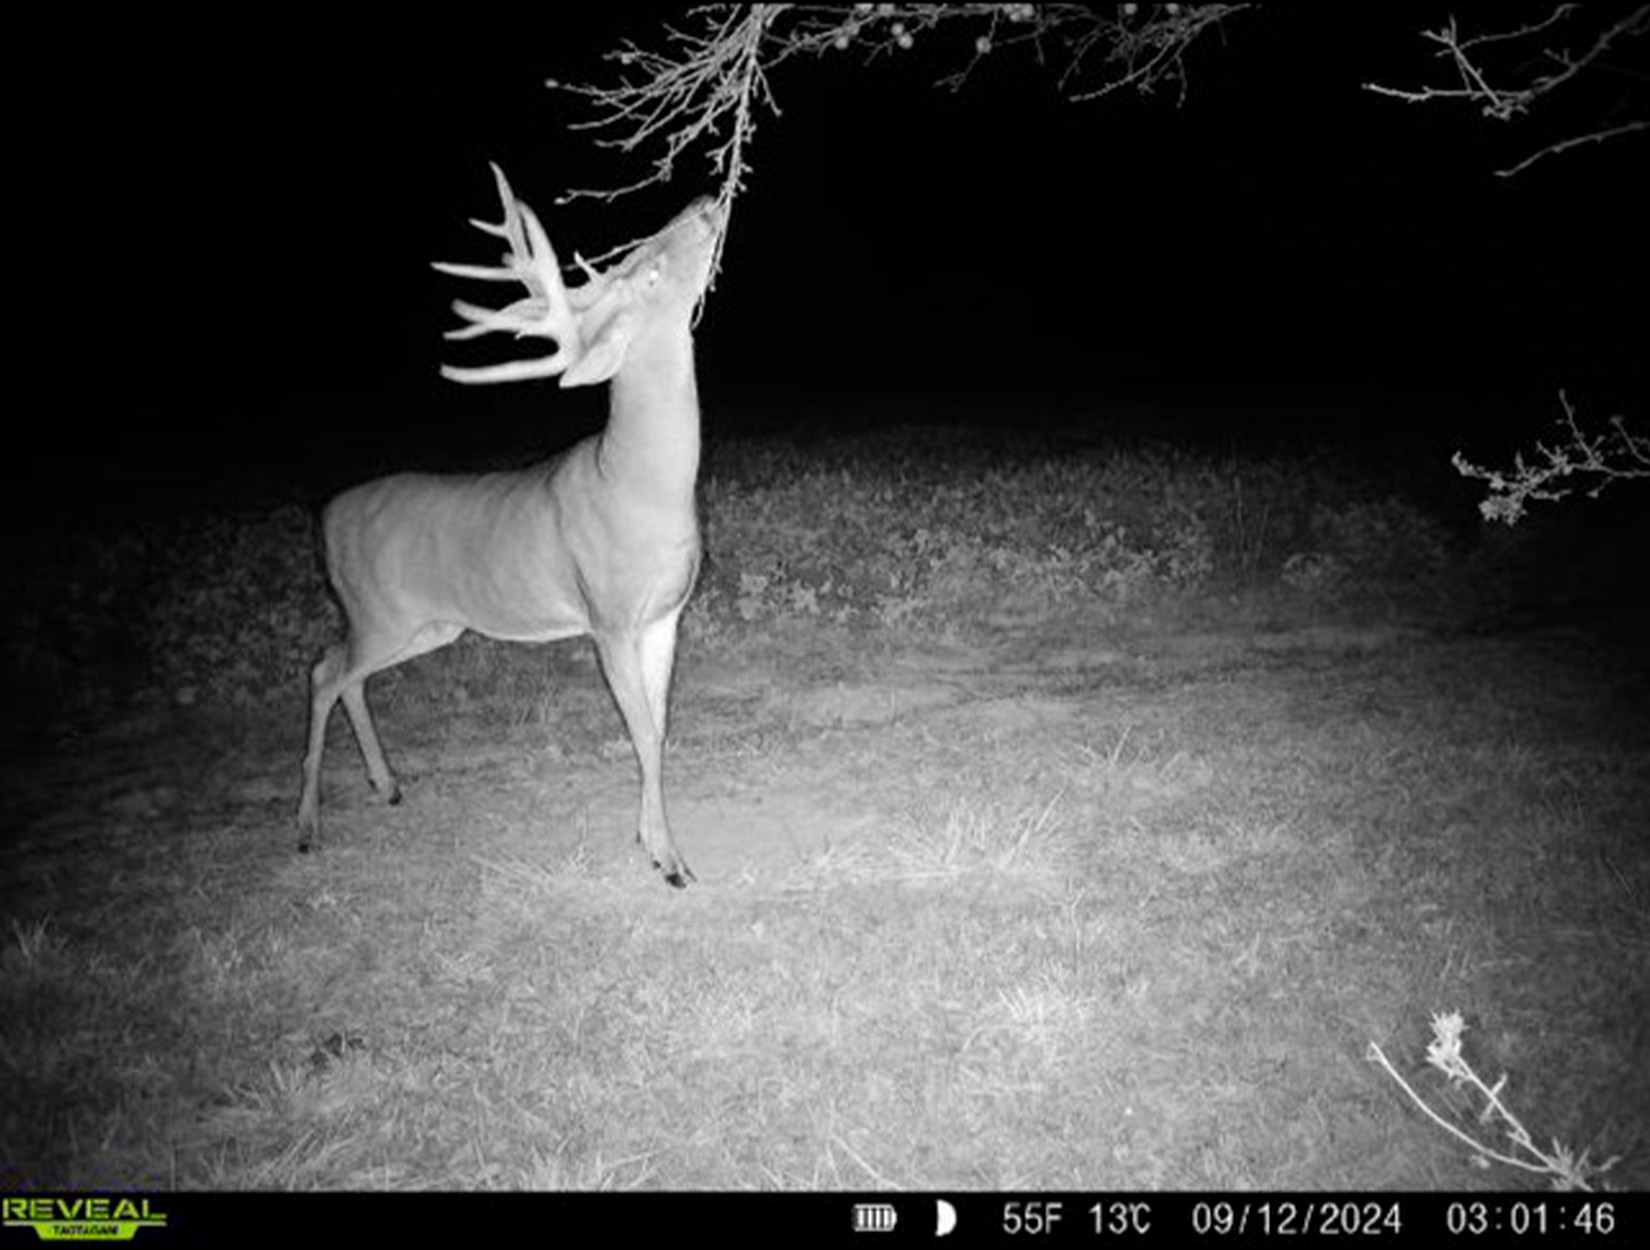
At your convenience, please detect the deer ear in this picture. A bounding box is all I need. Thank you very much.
[560,309,638,387]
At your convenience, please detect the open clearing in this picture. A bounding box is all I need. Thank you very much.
[3,612,1646,1190]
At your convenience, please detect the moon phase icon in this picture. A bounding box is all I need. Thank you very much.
[936,1200,957,1236]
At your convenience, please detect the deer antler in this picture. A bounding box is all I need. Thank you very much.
[432,163,583,384]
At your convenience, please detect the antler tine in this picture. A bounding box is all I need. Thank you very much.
[432,162,582,384]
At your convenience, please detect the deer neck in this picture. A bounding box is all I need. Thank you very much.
[596,329,701,502]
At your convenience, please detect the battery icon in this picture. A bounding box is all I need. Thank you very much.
[852,1203,898,1232]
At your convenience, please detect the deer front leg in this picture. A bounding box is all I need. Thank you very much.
[595,617,692,887]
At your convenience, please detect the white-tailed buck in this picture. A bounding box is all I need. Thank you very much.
[296,164,720,887]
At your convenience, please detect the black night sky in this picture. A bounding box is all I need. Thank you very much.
[13,8,1647,524]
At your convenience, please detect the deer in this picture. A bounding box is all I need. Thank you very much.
[296,164,721,888]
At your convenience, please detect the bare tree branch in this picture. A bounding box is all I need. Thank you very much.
[548,4,1250,235]
[547,5,781,282]
[1454,392,1650,525]
[1364,4,1650,176]
[1495,117,1649,175]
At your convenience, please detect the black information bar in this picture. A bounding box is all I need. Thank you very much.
[0,1192,1633,1245]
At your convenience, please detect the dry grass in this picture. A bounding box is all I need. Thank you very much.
[3,620,1646,1191]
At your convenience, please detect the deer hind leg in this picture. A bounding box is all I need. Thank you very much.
[296,620,463,850]
[595,610,692,887]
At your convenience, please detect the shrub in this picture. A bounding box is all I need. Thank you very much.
[139,504,336,708]
[8,429,1470,723]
